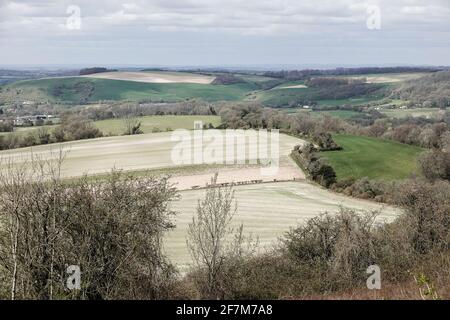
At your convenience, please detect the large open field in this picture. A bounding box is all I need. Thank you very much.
[0,131,303,179]
[341,72,432,84]
[167,181,401,266]
[0,115,221,138]
[320,134,424,180]
[94,115,221,135]
[82,71,215,84]
[256,85,387,107]
[5,77,259,103]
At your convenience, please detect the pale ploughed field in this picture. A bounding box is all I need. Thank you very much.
[81,71,216,84]
[168,181,401,267]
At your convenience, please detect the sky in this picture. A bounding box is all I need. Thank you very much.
[0,0,449,68]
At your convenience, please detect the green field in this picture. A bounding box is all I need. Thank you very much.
[314,110,362,119]
[320,134,424,180]
[0,115,221,138]
[94,115,221,135]
[256,86,386,108]
[6,77,259,103]
[317,97,384,106]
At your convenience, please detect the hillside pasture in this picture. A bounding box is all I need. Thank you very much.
[320,134,424,180]
[6,77,258,103]
[258,84,386,108]
[94,115,222,135]
[341,72,432,84]
[0,115,221,138]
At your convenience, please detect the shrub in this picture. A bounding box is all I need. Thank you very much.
[419,149,450,181]
[0,160,179,300]
[60,115,103,140]
[312,131,342,151]
[285,209,380,287]
[394,179,450,255]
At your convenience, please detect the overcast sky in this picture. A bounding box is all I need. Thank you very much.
[0,0,449,67]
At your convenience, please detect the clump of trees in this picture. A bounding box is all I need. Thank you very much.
[51,81,95,102]
[79,67,117,76]
[56,115,103,141]
[0,121,13,133]
[312,131,342,151]
[263,67,440,81]
[419,149,450,181]
[0,158,179,300]
[332,177,393,202]
[211,74,245,85]
[0,115,102,150]
[219,104,450,150]
[390,70,450,108]
[291,143,337,188]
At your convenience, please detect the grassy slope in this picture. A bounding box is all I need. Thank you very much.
[94,115,221,135]
[337,72,433,83]
[7,77,259,102]
[258,85,388,107]
[320,134,424,180]
[313,110,362,119]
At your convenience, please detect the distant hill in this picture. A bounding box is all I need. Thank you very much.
[263,67,442,81]
[390,70,450,107]
[79,67,117,76]
[211,74,246,85]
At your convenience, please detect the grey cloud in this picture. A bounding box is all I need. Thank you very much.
[0,0,448,66]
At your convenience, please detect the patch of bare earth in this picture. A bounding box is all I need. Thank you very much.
[81,71,215,84]
[279,84,308,89]
[169,164,305,190]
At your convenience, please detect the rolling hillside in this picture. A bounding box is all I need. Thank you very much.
[320,134,424,180]
[1,70,440,107]
[4,77,259,103]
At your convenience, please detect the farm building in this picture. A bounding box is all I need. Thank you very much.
[14,114,54,126]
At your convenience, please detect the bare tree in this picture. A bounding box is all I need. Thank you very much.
[121,103,143,135]
[187,173,252,299]
[123,115,142,135]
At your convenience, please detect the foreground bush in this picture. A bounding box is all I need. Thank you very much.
[0,159,178,300]
[184,180,450,299]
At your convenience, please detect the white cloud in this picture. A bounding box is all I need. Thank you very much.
[0,0,448,35]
